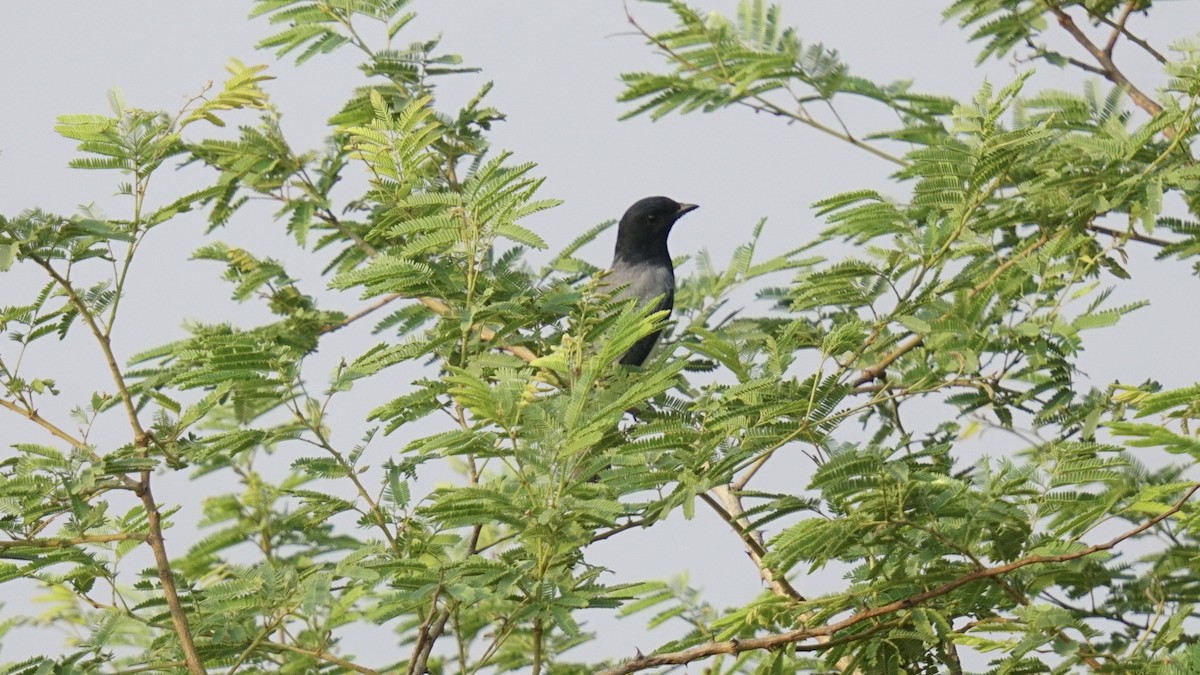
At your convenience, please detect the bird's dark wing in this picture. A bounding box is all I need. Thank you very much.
[605,261,675,366]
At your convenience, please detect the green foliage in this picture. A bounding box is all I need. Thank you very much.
[4,0,1200,674]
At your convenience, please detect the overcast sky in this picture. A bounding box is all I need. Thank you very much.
[3,0,1199,669]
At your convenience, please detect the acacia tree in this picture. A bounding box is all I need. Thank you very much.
[3,1,1200,673]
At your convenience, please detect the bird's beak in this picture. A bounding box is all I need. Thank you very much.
[676,203,699,216]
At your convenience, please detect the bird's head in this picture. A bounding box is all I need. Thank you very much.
[614,196,698,263]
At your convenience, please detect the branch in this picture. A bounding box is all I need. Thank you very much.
[319,293,403,335]
[1087,2,1167,64]
[32,256,204,674]
[33,259,147,443]
[599,483,1200,675]
[135,480,203,674]
[850,228,1059,388]
[1102,1,1136,57]
[263,640,382,675]
[407,587,451,675]
[731,450,774,491]
[0,399,90,450]
[0,533,146,550]
[851,334,924,387]
[1087,222,1170,248]
[589,518,647,544]
[1043,2,1163,117]
[702,488,805,602]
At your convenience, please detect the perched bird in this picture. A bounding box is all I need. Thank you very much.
[604,196,699,366]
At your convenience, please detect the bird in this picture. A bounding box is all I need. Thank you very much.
[603,196,699,366]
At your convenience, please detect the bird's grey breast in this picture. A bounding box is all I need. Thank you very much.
[604,261,675,314]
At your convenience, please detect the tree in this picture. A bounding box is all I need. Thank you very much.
[2,0,1200,672]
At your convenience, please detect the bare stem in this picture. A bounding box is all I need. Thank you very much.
[0,398,90,450]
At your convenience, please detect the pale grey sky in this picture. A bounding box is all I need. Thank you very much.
[2,1,1198,669]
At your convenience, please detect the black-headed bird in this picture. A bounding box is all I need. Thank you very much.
[604,196,698,366]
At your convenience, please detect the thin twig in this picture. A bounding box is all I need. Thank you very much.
[0,399,90,450]
[34,259,147,444]
[228,611,290,675]
[589,519,646,544]
[319,293,403,335]
[1022,36,1106,75]
[622,0,906,167]
[1087,222,1170,248]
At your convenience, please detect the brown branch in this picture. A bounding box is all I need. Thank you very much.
[136,481,204,674]
[1102,1,1136,56]
[408,607,451,675]
[263,640,382,675]
[702,488,805,602]
[1043,2,1163,117]
[1086,3,1167,64]
[319,293,403,335]
[599,483,1200,675]
[1087,222,1170,248]
[0,399,89,450]
[32,256,204,674]
[851,334,924,387]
